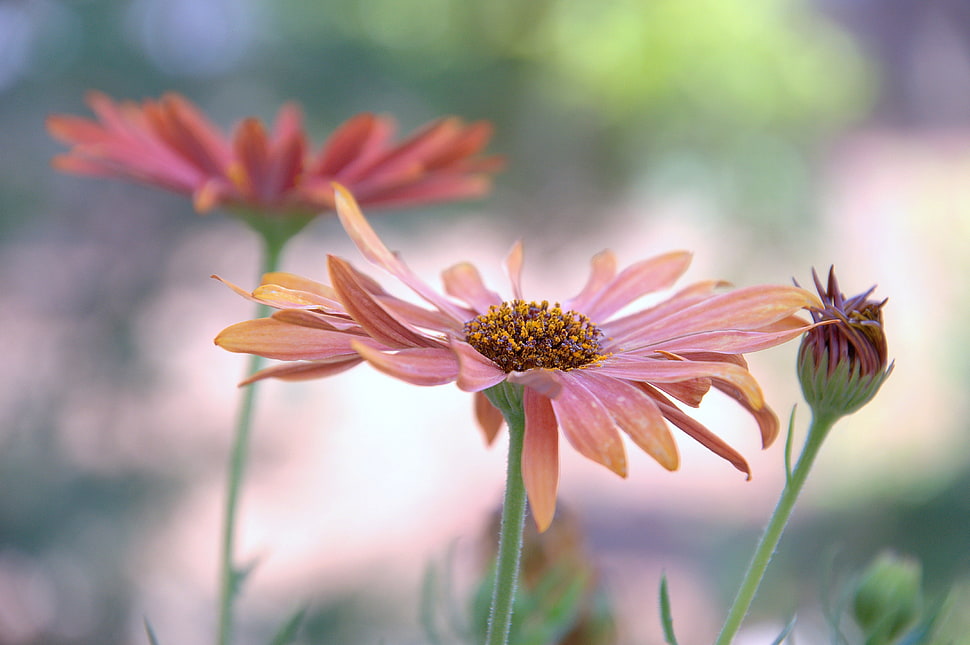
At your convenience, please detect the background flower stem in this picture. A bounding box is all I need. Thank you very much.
[484,384,528,645]
[216,233,285,645]
[714,411,838,645]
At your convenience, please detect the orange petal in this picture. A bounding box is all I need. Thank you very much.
[578,372,679,471]
[550,373,627,477]
[442,262,502,312]
[582,251,692,321]
[564,250,617,312]
[595,357,765,410]
[522,389,560,532]
[450,338,507,392]
[239,356,363,385]
[474,391,504,445]
[351,342,459,386]
[328,255,437,349]
[215,318,360,360]
[504,240,524,300]
[332,184,468,322]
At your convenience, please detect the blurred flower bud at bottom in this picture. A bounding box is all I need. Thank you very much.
[852,551,923,644]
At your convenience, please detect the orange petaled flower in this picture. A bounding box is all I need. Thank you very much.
[215,186,820,531]
[47,91,502,215]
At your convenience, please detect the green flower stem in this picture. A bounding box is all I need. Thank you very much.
[714,411,839,645]
[216,232,286,645]
[484,383,528,645]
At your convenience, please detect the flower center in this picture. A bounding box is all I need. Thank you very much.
[463,300,604,372]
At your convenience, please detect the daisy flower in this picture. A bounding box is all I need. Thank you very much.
[216,186,820,530]
[48,91,502,215]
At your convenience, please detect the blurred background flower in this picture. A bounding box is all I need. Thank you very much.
[3,0,970,643]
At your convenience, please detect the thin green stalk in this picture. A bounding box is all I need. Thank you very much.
[216,235,285,645]
[484,384,528,645]
[714,412,838,645]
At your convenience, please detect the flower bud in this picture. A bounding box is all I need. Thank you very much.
[852,552,923,644]
[797,267,892,419]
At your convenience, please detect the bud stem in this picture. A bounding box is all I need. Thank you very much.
[714,411,839,645]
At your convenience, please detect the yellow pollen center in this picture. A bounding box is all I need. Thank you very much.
[463,300,604,373]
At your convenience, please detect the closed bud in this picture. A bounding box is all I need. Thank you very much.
[852,552,923,644]
[797,267,892,419]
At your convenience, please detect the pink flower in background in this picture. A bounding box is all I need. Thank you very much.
[47,91,502,215]
[215,186,820,531]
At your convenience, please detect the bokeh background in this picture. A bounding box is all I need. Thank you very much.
[3,0,970,643]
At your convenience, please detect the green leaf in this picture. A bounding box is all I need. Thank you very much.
[144,618,161,645]
[784,405,797,484]
[659,574,679,645]
[769,616,796,645]
[267,607,307,645]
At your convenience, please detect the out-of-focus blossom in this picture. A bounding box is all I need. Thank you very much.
[47,91,502,216]
[215,186,820,531]
[797,267,892,418]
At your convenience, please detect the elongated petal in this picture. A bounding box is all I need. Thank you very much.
[215,318,360,360]
[328,255,438,349]
[628,323,813,355]
[522,389,560,532]
[711,379,780,448]
[564,250,617,311]
[252,284,342,310]
[261,272,321,293]
[270,309,360,332]
[635,286,821,342]
[442,262,502,312]
[332,184,469,321]
[504,241,524,299]
[474,391,504,444]
[577,372,679,470]
[351,342,459,386]
[594,357,765,409]
[603,280,728,342]
[240,356,363,385]
[582,251,692,321]
[649,393,751,478]
[550,373,627,476]
[450,339,507,391]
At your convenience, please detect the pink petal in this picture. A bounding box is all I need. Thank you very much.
[442,262,502,312]
[633,285,821,343]
[603,280,726,342]
[313,113,394,178]
[582,251,692,321]
[504,241,524,300]
[650,393,751,478]
[215,318,362,360]
[474,391,504,445]
[328,255,439,349]
[564,250,617,312]
[626,323,813,355]
[522,389,560,533]
[351,342,459,386]
[577,372,679,470]
[450,338,507,392]
[240,356,363,385]
[593,357,765,409]
[550,373,627,477]
[506,369,563,399]
[332,184,469,322]
[261,271,341,299]
[270,309,360,332]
